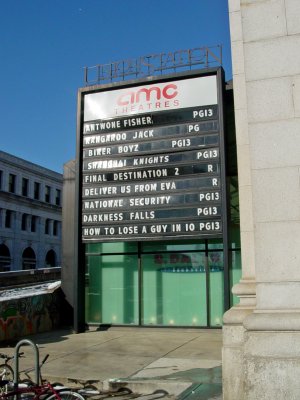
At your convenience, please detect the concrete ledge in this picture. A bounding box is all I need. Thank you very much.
[244,311,300,331]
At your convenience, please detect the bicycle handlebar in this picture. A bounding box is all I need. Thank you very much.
[41,354,49,365]
[0,352,24,361]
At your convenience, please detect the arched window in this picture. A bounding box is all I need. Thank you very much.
[45,249,57,267]
[0,244,11,272]
[22,247,36,270]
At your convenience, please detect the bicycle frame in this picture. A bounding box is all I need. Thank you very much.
[0,381,64,400]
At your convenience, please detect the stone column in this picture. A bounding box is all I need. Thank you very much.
[222,1,256,398]
[224,0,300,399]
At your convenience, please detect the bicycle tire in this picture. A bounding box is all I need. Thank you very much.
[45,390,85,400]
[0,363,14,381]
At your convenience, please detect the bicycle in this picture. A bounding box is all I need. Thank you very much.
[0,352,85,400]
[0,379,85,400]
[0,352,25,385]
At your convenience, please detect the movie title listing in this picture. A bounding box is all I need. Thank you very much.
[84,115,153,133]
[83,133,219,159]
[83,105,218,134]
[82,163,219,183]
[82,177,220,197]
[82,149,219,172]
[82,191,221,209]
[83,120,219,146]
[82,205,221,224]
[82,219,222,241]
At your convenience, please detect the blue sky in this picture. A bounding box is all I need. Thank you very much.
[0,0,232,173]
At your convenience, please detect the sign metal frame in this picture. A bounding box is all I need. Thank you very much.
[74,67,229,332]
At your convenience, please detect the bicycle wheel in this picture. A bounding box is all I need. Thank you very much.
[0,363,14,381]
[45,390,85,400]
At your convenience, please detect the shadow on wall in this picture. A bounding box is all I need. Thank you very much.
[0,288,73,344]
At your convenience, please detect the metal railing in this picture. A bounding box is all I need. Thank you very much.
[84,45,222,85]
[0,267,61,289]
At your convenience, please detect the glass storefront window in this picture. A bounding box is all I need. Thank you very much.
[84,239,241,328]
[86,254,138,324]
[142,252,207,326]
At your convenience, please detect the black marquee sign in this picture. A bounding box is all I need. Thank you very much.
[76,68,227,242]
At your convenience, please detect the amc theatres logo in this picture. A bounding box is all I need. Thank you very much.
[117,84,178,105]
[113,83,180,115]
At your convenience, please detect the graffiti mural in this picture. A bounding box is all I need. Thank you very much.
[0,292,62,342]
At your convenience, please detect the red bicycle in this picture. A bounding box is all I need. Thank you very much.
[0,352,85,400]
[0,379,85,400]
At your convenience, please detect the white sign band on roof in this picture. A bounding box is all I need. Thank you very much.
[84,75,217,121]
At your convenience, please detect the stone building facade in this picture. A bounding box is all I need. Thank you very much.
[223,0,300,399]
[0,150,62,271]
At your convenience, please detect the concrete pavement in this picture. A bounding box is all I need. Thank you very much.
[0,327,222,399]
